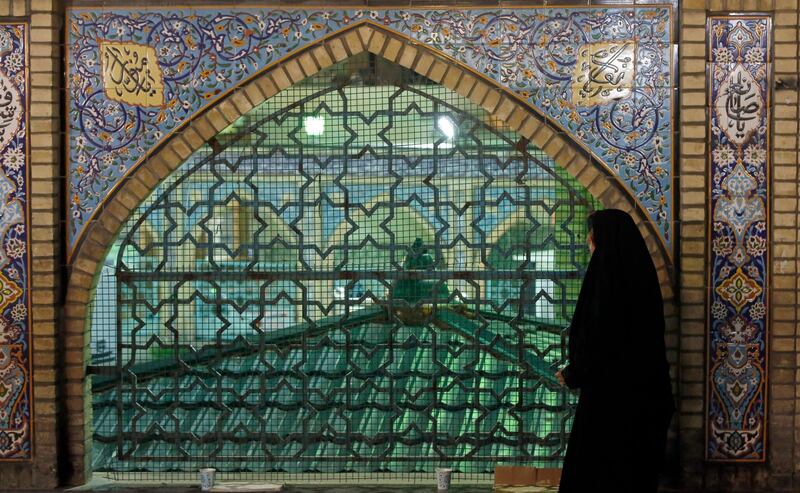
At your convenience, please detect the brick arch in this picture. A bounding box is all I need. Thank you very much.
[62,20,674,484]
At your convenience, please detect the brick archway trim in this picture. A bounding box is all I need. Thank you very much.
[61,20,675,484]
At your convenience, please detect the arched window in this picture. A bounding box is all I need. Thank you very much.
[89,53,599,479]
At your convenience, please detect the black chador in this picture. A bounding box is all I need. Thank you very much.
[558,209,675,493]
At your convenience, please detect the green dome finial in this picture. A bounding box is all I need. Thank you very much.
[404,237,435,270]
[392,239,450,325]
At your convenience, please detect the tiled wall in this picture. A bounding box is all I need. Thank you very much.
[0,22,32,462]
[0,0,796,489]
[706,14,771,463]
[64,6,675,258]
[61,8,678,487]
[679,0,800,490]
[0,0,62,489]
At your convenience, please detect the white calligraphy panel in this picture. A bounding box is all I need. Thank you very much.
[715,64,763,146]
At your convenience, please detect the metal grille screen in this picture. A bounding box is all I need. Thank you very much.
[88,54,600,482]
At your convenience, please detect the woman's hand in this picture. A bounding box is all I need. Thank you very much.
[556,369,566,386]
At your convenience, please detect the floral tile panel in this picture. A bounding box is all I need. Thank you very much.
[0,23,32,461]
[66,7,674,257]
[706,15,770,462]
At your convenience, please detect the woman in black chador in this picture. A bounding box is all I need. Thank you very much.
[556,209,675,492]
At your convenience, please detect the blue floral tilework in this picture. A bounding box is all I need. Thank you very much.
[67,7,673,255]
[706,15,771,462]
[0,23,31,461]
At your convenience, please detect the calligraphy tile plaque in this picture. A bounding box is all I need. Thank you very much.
[572,40,636,107]
[713,64,765,146]
[706,15,771,462]
[66,7,674,259]
[0,23,31,461]
[100,42,165,107]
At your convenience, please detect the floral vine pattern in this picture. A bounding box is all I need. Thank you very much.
[66,7,673,257]
[707,16,770,461]
[0,24,31,461]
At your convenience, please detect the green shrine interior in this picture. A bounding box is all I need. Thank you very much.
[87,54,600,477]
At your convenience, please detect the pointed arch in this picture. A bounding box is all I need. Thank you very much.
[62,20,675,484]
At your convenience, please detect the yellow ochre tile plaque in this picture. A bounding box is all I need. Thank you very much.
[572,40,636,107]
[101,41,164,107]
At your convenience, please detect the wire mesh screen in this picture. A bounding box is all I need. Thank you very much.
[88,53,600,482]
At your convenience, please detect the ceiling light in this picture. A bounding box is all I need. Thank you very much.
[437,116,456,140]
[304,115,325,136]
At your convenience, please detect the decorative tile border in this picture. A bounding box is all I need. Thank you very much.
[706,15,771,462]
[66,6,674,259]
[0,23,32,461]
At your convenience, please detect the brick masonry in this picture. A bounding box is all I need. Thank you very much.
[0,0,796,489]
